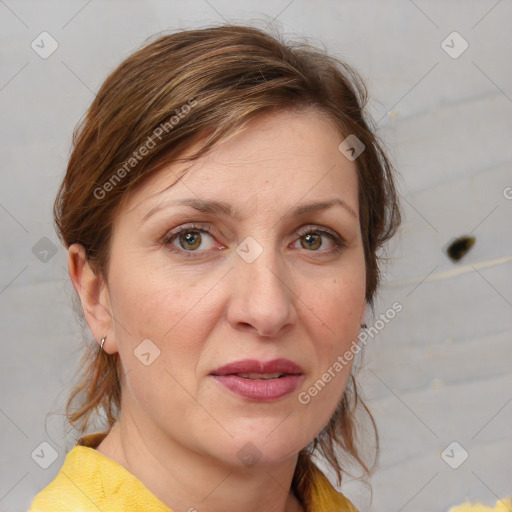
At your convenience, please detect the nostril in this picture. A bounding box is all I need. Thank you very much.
[445,235,476,262]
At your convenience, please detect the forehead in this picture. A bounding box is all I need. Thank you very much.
[121,109,359,219]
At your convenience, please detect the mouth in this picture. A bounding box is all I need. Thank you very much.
[210,359,304,402]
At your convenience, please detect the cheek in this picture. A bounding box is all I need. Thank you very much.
[108,268,229,446]
[110,274,208,412]
[108,263,221,387]
[300,255,365,406]
[307,259,366,340]
[109,258,207,337]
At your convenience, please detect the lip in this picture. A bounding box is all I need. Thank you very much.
[210,358,304,402]
[211,358,304,376]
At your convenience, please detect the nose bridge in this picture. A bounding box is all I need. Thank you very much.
[229,236,296,336]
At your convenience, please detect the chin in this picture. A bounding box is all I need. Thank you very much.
[226,428,309,468]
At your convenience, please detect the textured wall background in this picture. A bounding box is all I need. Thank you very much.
[1,1,511,511]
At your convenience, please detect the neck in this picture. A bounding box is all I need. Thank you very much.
[96,413,305,512]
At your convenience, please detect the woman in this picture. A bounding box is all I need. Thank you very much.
[29,23,400,512]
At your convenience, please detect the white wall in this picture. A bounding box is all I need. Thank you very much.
[1,1,511,511]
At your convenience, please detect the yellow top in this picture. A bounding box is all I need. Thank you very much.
[29,432,358,512]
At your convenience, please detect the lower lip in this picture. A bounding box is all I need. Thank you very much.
[211,374,303,402]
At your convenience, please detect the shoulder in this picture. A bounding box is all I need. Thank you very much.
[29,445,102,511]
[30,432,113,511]
[29,434,172,512]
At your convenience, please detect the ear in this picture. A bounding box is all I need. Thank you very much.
[68,244,117,354]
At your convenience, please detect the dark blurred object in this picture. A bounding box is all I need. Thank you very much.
[446,235,476,262]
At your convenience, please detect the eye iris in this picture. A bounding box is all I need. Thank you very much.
[180,231,201,250]
[301,233,321,250]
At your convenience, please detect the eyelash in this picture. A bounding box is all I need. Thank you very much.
[162,223,346,258]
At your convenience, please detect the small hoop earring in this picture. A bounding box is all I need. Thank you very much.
[100,335,107,351]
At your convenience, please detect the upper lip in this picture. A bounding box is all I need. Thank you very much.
[210,358,304,376]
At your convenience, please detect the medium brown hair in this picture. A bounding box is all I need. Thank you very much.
[55,23,400,506]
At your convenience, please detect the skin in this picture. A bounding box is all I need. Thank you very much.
[69,109,367,512]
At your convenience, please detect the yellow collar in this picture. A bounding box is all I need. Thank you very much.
[30,431,357,512]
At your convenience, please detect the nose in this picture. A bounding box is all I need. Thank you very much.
[226,244,297,339]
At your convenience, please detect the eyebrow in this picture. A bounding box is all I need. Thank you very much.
[142,197,358,222]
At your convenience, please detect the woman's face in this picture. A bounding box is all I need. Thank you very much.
[103,109,366,467]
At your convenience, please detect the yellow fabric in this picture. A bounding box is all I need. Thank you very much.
[29,432,358,512]
[448,499,512,511]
